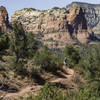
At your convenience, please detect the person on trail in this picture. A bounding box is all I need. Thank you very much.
[64,57,69,67]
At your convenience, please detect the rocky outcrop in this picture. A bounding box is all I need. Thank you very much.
[11,5,95,49]
[11,8,70,49]
[65,7,94,43]
[66,2,100,34]
[0,6,10,33]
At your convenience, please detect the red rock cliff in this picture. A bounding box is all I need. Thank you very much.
[11,6,94,49]
[0,6,10,33]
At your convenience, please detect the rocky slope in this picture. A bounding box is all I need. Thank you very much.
[66,2,100,34]
[0,2,100,50]
[11,4,96,50]
[0,2,99,35]
[11,2,100,35]
[0,6,11,33]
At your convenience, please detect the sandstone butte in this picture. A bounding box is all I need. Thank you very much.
[0,5,96,50]
[0,6,11,33]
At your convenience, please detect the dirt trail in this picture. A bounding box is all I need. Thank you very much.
[3,66,75,100]
[50,67,74,83]
[3,85,42,100]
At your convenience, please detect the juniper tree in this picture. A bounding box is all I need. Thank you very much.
[10,21,27,62]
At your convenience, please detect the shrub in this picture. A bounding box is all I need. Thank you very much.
[10,22,38,60]
[7,56,28,76]
[0,34,9,50]
[27,82,67,100]
[10,21,27,62]
[34,46,63,72]
[25,59,42,78]
[77,44,100,80]
[0,33,9,60]
[76,44,100,98]
[75,86,100,100]
[64,45,80,67]
[27,82,100,100]
[26,32,38,58]
[52,7,60,10]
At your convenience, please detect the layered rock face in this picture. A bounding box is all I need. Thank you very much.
[66,7,94,43]
[0,6,10,33]
[11,5,94,49]
[66,2,100,34]
[11,8,71,49]
[11,6,94,49]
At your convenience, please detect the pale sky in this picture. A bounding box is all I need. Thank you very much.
[0,0,100,18]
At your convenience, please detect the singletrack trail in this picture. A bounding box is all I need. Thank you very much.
[3,66,76,100]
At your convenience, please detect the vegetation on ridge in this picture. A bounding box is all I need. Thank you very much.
[0,22,100,100]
